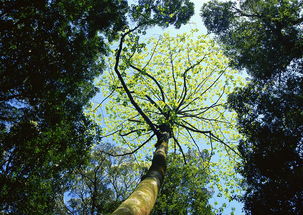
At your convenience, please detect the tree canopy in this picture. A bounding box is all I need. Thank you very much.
[4,0,302,213]
[201,0,303,79]
[201,0,303,214]
[91,30,244,214]
[95,30,242,155]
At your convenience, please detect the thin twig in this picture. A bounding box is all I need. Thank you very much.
[142,36,161,70]
[179,103,223,114]
[198,68,226,99]
[178,121,211,134]
[93,89,115,111]
[168,39,177,100]
[145,95,165,115]
[208,132,240,156]
[100,129,122,138]
[102,134,155,157]
[176,58,206,111]
[172,134,187,164]
[185,128,203,158]
[120,129,147,137]
[192,84,226,116]
[129,63,166,102]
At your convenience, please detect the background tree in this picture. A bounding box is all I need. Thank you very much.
[55,145,214,215]
[201,0,303,214]
[201,0,302,79]
[0,0,194,213]
[152,151,214,215]
[0,0,127,213]
[55,145,143,215]
[93,30,244,214]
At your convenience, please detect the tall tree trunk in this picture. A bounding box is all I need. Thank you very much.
[112,133,169,215]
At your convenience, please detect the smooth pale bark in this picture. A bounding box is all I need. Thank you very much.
[112,133,169,215]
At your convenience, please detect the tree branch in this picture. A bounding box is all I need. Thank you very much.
[145,95,165,114]
[198,68,226,99]
[179,103,223,114]
[208,132,240,156]
[172,133,187,164]
[101,134,155,157]
[176,58,206,111]
[119,128,147,137]
[114,26,159,136]
[185,128,203,158]
[129,63,166,102]
[178,120,211,134]
[142,36,161,70]
[93,89,115,111]
[180,84,226,116]
[168,39,177,100]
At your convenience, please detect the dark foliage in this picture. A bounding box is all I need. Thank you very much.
[229,61,303,214]
[130,0,194,29]
[201,0,303,214]
[0,0,127,213]
[59,147,139,215]
[201,0,303,79]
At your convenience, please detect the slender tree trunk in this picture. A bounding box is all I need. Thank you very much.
[112,132,169,215]
[91,173,97,215]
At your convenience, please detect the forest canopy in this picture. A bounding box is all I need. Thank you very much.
[201,0,303,214]
[1,0,302,214]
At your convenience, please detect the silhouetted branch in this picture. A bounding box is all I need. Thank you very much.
[185,128,203,158]
[128,119,144,124]
[208,133,240,156]
[178,68,226,113]
[194,85,226,116]
[101,129,122,138]
[180,114,231,124]
[168,39,177,100]
[101,134,155,157]
[114,25,159,137]
[142,36,161,70]
[120,129,147,137]
[199,68,226,98]
[189,67,215,98]
[179,103,223,114]
[172,133,187,164]
[179,120,240,156]
[129,63,166,102]
[93,89,115,111]
[178,120,211,134]
[176,58,206,111]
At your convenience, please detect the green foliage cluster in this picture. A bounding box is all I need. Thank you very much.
[152,151,214,215]
[201,0,303,214]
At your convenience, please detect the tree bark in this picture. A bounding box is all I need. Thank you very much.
[112,133,169,215]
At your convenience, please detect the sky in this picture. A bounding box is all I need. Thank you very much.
[92,0,245,214]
